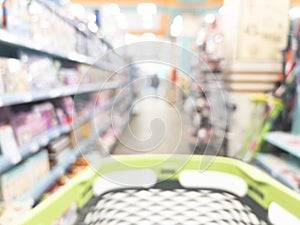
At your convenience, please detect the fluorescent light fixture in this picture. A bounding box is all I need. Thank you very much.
[143,14,153,29]
[218,6,228,16]
[108,3,120,15]
[214,34,223,43]
[173,15,183,25]
[117,14,128,29]
[204,13,216,24]
[125,33,138,44]
[170,23,182,37]
[289,6,300,19]
[88,13,96,22]
[141,32,156,41]
[68,3,85,17]
[88,22,98,33]
[137,3,157,15]
[170,15,183,37]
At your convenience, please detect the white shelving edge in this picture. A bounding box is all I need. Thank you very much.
[0,81,121,107]
[0,29,119,71]
[264,131,300,159]
[254,153,300,192]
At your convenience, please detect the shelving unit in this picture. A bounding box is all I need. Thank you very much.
[0,2,133,224]
[0,81,121,107]
[254,153,300,192]
[0,29,119,72]
[264,131,300,158]
[252,37,300,193]
[256,131,300,192]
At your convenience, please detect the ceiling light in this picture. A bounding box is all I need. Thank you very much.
[289,6,300,19]
[218,6,228,16]
[173,15,183,25]
[137,3,157,15]
[108,3,120,15]
[141,33,156,41]
[204,13,216,24]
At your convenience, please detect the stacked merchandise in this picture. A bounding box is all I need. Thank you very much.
[0,90,125,224]
[0,54,108,97]
[0,1,132,224]
[185,92,212,154]
[245,21,300,192]
[185,14,227,155]
[1,0,104,57]
[193,13,223,74]
[183,13,227,156]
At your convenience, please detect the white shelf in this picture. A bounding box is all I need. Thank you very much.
[0,29,117,71]
[254,153,300,192]
[19,96,133,203]
[264,131,300,159]
[0,81,121,107]
[0,93,127,174]
[0,125,71,174]
[23,138,92,202]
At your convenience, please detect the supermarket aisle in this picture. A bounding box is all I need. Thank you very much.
[113,86,191,155]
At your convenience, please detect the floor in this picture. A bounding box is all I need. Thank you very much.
[112,84,192,155]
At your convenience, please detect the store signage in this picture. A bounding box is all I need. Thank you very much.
[237,0,289,61]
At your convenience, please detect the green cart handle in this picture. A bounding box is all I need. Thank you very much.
[16,155,300,225]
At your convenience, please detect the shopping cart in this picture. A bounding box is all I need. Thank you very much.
[18,155,300,225]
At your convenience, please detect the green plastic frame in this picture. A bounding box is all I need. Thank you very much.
[16,155,300,225]
[239,94,283,162]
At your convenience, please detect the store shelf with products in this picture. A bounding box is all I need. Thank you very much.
[0,0,123,70]
[23,101,132,206]
[0,3,134,225]
[0,89,133,224]
[0,125,68,174]
[0,80,121,107]
[0,29,96,67]
[258,130,300,192]
[23,136,95,204]
[254,153,300,192]
[264,131,300,159]
[250,26,300,193]
[0,89,126,168]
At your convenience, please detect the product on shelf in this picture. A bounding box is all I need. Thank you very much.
[4,0,31,37]
[40,157,88,202]
[0,201,32,225]
[10,108,46,145]
[29,0,76,52]
[97,89,114,106]
[0,58,30,93]
[47,135,73,168]
[19,52,59,90]
[26,150,50,184]
[0,150,50,201]
[33,102,58,129]
[10,102,57,145]
[0,124,20,163]
[58,67,81,85]
[0,162,28,201]
[93,111,109,130]
[70,122,91,145]
[0,74,4,94]
[79,65,106,84]
[53,97,75,125]
[257,153,300,189]
[99,127,115,150]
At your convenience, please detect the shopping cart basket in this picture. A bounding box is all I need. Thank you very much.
[18,155,300,225]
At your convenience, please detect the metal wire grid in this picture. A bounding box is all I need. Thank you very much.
[76,185,270,225]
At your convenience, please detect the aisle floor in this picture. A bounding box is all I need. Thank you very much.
[112,88,191,155]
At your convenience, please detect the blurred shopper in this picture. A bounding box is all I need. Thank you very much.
[150,74,160,96]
